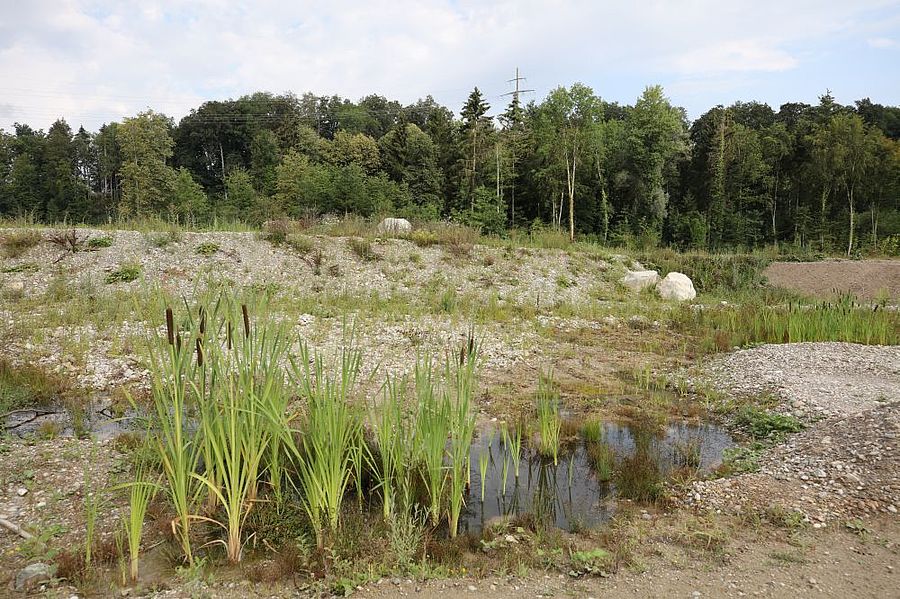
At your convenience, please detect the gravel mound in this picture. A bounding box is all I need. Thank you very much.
[687,403,899,523]
[688,342,900,523]
[704,342,900,418]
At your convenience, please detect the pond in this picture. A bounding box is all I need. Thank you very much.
[457,419,734,534]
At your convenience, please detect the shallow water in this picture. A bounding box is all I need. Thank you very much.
[458,419,733,534]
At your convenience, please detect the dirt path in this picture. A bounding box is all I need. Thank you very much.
[358,517,899,599]
[763,259,900,301]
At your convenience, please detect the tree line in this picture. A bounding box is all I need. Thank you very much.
[1,86,899,254]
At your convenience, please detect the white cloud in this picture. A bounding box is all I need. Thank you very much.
[0,0,896,131]
[868,36,898,48]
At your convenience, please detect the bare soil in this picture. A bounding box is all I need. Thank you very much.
[763,260,900,301]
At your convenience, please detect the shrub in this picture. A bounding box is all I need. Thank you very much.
[47,229,88,253]
[1,230,42,258]
[106,262,141,284]
[195,242,220,256]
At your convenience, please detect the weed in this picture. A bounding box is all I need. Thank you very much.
[673,437,702,470]
[615,449,664,502]
[586,441,615,482]
[147,228,182,248]
[1,230,42,258]
[286,233,314,254]
[734,408,803,441]
[86,236,113,250]
[569,548,613,576]
[106,262,141,284]
[194,241,220,256]
[2,261,39,273]
[581,417,603,444]
[348,237,379,261]
[0,359,71,414]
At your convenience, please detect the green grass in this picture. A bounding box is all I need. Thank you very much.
[677,294,899,349]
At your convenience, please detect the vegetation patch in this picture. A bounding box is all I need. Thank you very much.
[106,262,142,284]
[677,294,899,349]
[639,250,770,295]
[348,236,379,261]
[0,359,70,414]
[1,261,39,274]
[733,407,803,441]
[1,230,43,258]
[86,236,114,250]
[194,241,220,256]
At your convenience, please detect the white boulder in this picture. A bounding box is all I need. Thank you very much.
[621,270,659,292]
[377,217,412,234]
[656,272,696,301]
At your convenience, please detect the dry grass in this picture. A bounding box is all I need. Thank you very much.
[1,229,43,258]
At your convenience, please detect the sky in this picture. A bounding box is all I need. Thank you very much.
[1,0,899,132]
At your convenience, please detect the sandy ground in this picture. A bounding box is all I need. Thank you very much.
[763,260,900,301]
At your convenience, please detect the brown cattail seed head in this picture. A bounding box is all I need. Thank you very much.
[165,308,175,346]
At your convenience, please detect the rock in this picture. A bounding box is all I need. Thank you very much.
[620,270,659,292]
[16,487,28,497]
[15,563,55,591]
[377,218,412,234]
[656,271,696,301]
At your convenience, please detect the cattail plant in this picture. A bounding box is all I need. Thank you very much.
[414,357,449,527]
[446,338,478,538]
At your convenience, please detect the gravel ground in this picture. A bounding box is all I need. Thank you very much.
[688,343,900,524]
[702,342,900,418]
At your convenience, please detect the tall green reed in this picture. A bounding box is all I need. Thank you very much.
[446,335,478,538]
[536,372,562,465]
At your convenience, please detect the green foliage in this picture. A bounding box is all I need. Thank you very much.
[1,261,39,273]
[734,408,803,441]
[681,295,899,348]
[638,249,770,295]
[86,236,113,249]
[194,241,220,256]
[0,359,69,414]
[106,262,141,284]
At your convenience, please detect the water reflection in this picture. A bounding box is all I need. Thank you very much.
[459,419,733,534]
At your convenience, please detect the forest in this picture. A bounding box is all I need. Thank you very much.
[1,85,899,254]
